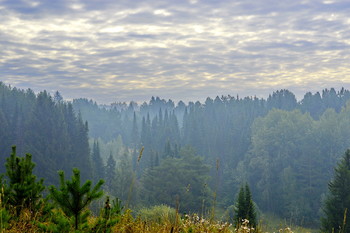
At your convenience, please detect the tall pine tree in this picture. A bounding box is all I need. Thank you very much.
[105,152,117,193]
[92,140,104,183]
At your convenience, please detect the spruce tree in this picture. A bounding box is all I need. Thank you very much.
[234,183,257,227]
[105,152,117,193]
[5,146,45,216]
[131,111,139,147]
[245,183,257,227]
[49,168,104,230]
[92,140,104,183]
[164,140,173,158]
[321,149,350,232]
[234,185,246,224]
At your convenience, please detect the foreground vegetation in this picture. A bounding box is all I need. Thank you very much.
[0,145,291,233]
[1,145,345,233]
[1,207,297,233]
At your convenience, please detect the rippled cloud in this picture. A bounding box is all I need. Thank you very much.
[1,0,349,103]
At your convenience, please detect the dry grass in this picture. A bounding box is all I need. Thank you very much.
[2,207,295,233]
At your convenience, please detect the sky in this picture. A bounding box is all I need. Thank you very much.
[1,0,350,104]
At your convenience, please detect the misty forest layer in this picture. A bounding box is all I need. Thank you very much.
[1,81,350,228]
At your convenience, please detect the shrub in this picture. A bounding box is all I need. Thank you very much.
[138,205,177,224]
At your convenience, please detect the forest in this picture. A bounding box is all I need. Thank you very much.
[1,81,350,232]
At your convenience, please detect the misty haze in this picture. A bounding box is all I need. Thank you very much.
[1,0,350,232]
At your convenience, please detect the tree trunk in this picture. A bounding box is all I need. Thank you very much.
[75,214,79,230]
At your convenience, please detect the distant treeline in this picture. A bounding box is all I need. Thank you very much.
[73,87,350,226]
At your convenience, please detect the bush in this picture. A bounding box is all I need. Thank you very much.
[138,205,177,224]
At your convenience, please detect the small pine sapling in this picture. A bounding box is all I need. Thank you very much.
[49,168,104,230]
[5,146,45,217]
[91,196,124,232]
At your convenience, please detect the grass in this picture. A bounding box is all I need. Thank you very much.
[1,205,298,233]
[258,213,318,233]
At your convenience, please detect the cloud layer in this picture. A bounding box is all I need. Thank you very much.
[1,0,350,103]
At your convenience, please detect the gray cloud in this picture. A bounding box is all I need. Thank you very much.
[1,0,350,103]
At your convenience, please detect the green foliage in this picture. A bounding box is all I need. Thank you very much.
[89,196,124,233]
[36,209,72,233]
[138,205,176,224]
[92,140,105,183]
[234,184,257,227]
[247,109,324,224]
[4,82,350,230]
[0,83,93,185]
[71,88,350,227]
[104,196,124,219]
[49,168,104,230]
[4,146,45,216]
[140,146,211,213]
[104,153,117,193]
[0,207,10,231]
[321,149,350,232]
[115,150,135,203]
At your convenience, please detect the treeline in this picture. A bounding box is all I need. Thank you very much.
[2,81,350,227]
[73,88,350,226]
[0,82,91,184]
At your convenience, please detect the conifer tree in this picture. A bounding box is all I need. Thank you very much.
[234,183,257,227]
[105,152,117,192]
[92,140,104,183]
[115,151,134,202]
[131,111,139,147]
[53,91,63,103]
[49,168,104,230]
[164,140,173,158]
[245,183,257,227]
[321,149,350,232]
[154,151,160,167]
[5,146,45,216]
[234,185,246,224]
[140,116,151,146]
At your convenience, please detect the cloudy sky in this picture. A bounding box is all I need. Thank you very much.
[1,0,350,104]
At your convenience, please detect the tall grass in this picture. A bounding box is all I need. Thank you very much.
[0,186,10,232]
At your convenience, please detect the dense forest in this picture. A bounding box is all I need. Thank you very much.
[72,87,350,226]
[0,83,91,184]
[1,81,350,229]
